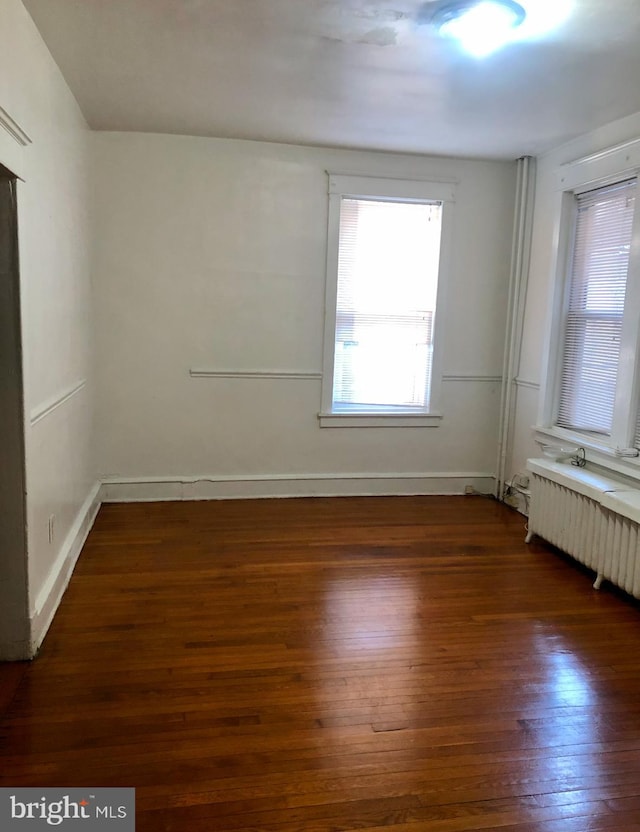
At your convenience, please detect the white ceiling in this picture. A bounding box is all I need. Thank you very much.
[21,0,640,159]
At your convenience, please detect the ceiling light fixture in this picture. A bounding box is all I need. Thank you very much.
[432,0,527,57]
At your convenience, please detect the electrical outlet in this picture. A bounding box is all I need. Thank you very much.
[48,514,55,544]
[464,485,475,495]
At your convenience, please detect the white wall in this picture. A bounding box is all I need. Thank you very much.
[92,133,516,498]
[507,110,640,488]
[0,0,99,657]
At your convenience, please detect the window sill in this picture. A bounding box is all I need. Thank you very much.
[319,411,442,428]
[534,426,640,483]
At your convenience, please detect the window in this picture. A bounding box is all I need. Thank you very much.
[556,179,636,436]
[320,175,454,427]
[540,151,640,461]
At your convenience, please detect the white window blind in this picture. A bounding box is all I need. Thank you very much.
[332,197,443,412]
[556,178,637,435]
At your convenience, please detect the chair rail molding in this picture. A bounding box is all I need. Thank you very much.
[442,374,502,383]
[189,368,322,381]
[0,106,32,148]
[30,379,86,426]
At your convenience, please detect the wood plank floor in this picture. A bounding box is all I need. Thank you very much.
[1,495,640,831]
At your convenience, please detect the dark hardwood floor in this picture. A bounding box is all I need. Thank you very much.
[1,495,640,831]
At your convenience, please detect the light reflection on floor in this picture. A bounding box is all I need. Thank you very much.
[543,643,594,709]
[321,572,420,652]
[529,628,601,791]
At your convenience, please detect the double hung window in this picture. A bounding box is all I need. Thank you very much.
[544,164,640,458]
[320,175,454,427]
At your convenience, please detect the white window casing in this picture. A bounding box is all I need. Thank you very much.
[556,179,636,437]
[319,174,456,428]
[537,137,640,470]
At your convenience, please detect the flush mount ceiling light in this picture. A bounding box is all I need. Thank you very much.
[432,0,527,57]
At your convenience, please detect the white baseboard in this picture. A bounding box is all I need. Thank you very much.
[100,472,496,502]
[30,481,102,656]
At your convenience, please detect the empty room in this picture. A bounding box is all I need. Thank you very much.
[1,0,640,829]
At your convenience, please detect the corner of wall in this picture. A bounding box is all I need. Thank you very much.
[29,481,102,655]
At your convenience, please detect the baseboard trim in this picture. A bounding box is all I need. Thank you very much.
[30,481,102,655]
[100,473,496,502]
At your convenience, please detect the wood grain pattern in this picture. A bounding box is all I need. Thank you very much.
[1,496,640,831]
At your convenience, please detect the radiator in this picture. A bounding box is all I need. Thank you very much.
[526,458,640,600]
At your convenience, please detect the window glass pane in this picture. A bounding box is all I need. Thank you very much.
[332,198,442,412]
[556,179,636,435]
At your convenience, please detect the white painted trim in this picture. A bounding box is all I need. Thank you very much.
[442,374,502,383]
[328,174,457,202]
[562,136,640,174]
[30,481,102,655]
[541,152,640,447]
[320,174,457,422]
[537,189,575,429]
[514,378,540,390]
[0,106,32,147]
[100,472,496,502]
[428,197,455,413]
[556,144,640,193]
[534,425,640,482]
[30,379,86,426]
[327,170,460,187]
[320,184,342,412]
[189,369,322,380]
[318,411,442,428]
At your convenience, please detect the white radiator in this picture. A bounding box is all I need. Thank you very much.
[527,458,640,600]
